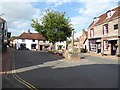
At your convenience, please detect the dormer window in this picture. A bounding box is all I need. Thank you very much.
[106,10,115,18]
[93,17,99,23]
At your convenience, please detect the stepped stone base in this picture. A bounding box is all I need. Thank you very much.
[63,50,80,61]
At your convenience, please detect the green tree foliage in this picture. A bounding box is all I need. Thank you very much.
[31,9,73,44]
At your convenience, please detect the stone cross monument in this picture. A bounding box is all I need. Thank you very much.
[64,30,80,61]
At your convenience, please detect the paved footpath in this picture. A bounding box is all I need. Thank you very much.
[1,48,22,88]
[1,48,14,75]
[83,52,118,60]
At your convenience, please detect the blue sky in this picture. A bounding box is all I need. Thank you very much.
[0,0,119,38]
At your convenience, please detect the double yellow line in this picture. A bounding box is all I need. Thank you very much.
[12,53,38,90]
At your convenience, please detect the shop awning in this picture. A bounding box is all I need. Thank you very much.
[96,39,101,42]
[107,38,118,41]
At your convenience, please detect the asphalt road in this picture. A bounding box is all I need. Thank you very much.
[3,50,119,88]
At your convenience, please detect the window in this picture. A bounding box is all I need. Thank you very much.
[32,39,35,42]
[89,40,96,52]
[103,40,108,51]
[107,10,111,18]
[103,24,108,35]
[22,39,25,42]
[90,43,96,52]
[90,28,94,37]
[31,44,36,49]
[114,24,118,30]
[43,40,46,43]
[106,10,115,18]
[58,45,63,50]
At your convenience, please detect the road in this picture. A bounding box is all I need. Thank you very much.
[2,49,119,88]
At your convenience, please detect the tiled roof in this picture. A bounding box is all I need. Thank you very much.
[88,6,120,28]
[18,32,45,40]
[0,18,6,23]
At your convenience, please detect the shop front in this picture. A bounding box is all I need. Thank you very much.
[103,37,118,55]
[108,40,117,55]
[89,38,101,53]
[89,39,96,52]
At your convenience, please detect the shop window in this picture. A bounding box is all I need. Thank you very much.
[114,24,118,30]
[103,24,108,35]
[89,40,96,52]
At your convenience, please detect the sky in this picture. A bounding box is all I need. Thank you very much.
[0,0,119,38]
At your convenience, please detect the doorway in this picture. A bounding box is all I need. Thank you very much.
[97,43,101,53]
[111,40,117,55]
[40,45,43,51]
[31,44,36,49]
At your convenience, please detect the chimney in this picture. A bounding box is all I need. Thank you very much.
[28,29,30,33]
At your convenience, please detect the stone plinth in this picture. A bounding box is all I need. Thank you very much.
[64,47,81,61]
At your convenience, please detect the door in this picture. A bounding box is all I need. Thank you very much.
[111,41,117,55]
[40,45,43,51]
[97,43,101,53]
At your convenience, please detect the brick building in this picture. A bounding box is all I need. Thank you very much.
[88,6,120,56]
[79,29,88,50]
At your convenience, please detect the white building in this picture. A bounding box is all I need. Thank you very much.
[55,41,66,50]
[16,32,47,50]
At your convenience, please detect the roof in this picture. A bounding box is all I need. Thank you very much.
[88,6,120,28]
[0,18,6,23]
[18,32,45,40]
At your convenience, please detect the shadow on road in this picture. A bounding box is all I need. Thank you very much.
[2,48,119,88]
[17,64,119,88]
[12,50,64,70]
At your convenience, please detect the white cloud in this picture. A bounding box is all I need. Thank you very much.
[0,2,41,36]
[78,8,85,14]
[0,0,39,2]
[0,2,41,21]
[45,0,72,7]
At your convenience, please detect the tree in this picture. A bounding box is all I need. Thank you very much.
[31,9,73,44]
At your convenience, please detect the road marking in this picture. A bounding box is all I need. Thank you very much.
[12,52,38,90]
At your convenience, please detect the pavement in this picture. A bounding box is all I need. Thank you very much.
[1,48,14,74]
[1,48,22,89]
[83,52,118,60]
